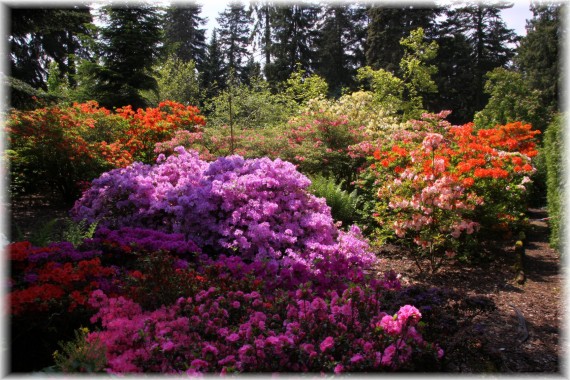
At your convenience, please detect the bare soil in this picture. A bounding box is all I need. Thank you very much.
[8,195,565,374]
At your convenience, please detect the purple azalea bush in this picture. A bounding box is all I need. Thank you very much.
[63,148,446,373]
[72,147,376,272]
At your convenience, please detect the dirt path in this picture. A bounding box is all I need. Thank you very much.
[475,209,563,372]
[379,207,563,373]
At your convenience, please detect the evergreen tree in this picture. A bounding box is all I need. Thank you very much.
[202,29,226,99]
[87,5,163,109]
[250,1,277,68]
[429,32,475,123]
[9,6,93,91]
[441,2,518,116]
[163,2,207,68]
[217,2,252,83]
[516,3,562,116]
[315,4,368,96]
[265,3,320,86]
[365,4,441,73]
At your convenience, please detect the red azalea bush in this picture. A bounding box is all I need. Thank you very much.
[9,241,117,315]
[357,112,540,269]
[6,100,205,201]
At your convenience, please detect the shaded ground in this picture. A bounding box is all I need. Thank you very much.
[8,195,565,374]
[377,208,563,373]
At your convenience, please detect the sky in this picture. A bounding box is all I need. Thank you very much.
[198,0,534,40]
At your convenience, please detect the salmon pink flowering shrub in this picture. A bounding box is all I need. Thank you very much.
[358,112,540,269]
[278,113,370,185]
[72,147,377,272]
[154,126,290,162]
[154,113,370,188]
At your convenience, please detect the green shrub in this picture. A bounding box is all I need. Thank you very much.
[50,327,107,373]
[205,77,296,130]
[544,113,565,251]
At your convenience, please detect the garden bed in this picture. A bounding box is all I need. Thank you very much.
[9,194,562,374]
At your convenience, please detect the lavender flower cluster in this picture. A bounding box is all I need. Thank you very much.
[72,147,377,271]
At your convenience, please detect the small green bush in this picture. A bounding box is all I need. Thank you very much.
[51,327,107,373]
[544,113,565,251]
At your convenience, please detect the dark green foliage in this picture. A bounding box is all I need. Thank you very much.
[474,68,548,132]
[516,3,562,117]
[439,3,518,121]
[217,3,253,84]
[9,6,93,91]
[543,114,564,251]
[365,4,441,73]
[308,175,359,226]
[4,76,61,110]
[202,29,226,99]
[250,2,276,68]
[87,5,163,109]
[429,33,475,124]
[265,3,320,85]
[163,2,207,67]
[315,4,368,96]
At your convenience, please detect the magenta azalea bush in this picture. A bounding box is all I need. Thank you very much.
[72,147,376,272]
[87,286,442,374]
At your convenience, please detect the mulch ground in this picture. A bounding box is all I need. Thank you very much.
[8,194,565,374]
[376,208,563,373]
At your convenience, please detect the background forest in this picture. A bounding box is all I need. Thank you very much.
[6,1,560,123]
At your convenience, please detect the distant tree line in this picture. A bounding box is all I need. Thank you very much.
[7,1,562,124]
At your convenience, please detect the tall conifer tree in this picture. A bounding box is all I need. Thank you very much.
[87,5,163,109]
[250,1,276,68]
[163,2,207,68]
[315,4,368,96]
[217,2,252,83]
[516,3,562,115]
[265,3,320,85]
[202,29,226,98]
[9,6,93,90]
[441,2,518,115]
[365,4,440,72]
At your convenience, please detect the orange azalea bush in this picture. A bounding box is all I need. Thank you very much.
[357,112,539,270]
[6,100,205,201]
[115,100,205,164]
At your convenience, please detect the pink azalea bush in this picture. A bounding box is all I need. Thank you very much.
[10,225,444,373]
[87,282,442,373]
[356,112,539,270]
